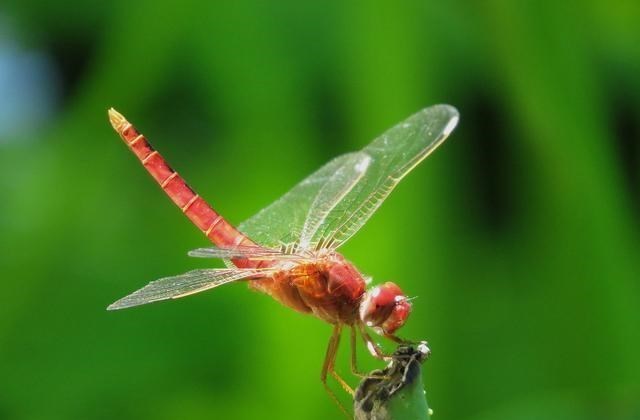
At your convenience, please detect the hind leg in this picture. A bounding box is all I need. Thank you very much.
[321,324,352,417]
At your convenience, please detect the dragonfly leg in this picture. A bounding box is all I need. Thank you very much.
[352,325,394,381]
[321,325,352,417]
[358,323,393,361]
[349,326,370,378]
[331,370,354,397]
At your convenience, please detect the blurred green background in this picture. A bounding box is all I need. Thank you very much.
[1,1,639,419]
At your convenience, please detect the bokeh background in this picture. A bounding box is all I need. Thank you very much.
[1,1,638,419]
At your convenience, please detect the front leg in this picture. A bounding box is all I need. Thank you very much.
[358,323,393,361]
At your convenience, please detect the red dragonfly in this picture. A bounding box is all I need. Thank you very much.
[107,105,458,410]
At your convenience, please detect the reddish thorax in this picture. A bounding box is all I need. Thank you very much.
[250,254,411,332]
[249,253,367,325]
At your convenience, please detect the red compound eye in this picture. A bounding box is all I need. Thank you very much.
[359,282,411,335]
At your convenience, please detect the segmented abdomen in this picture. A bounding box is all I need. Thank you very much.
[108,109,258,266]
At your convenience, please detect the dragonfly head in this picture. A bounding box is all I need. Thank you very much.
[359,282,411,335]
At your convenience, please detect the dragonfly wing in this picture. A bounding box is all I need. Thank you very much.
[238,151,368,247]
[298,152,372,248]
[239,104,458,250]
[188,245,312,265]
[309,104,459,249]
[188,245,285,259]
[107,268,274,310]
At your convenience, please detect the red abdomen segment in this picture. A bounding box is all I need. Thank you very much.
[108,108,258,266]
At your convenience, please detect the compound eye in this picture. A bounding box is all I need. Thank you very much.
[359,282,410,334]
[381,298,411,334]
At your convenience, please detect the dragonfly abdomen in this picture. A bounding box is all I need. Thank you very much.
[108,109,257,262]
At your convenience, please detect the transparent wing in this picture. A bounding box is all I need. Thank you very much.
[298,152,371,248]
[309,105,459,249]
[188,245,285,259]
[188,245,310,262]
[107,267,276,310]
[238,151,368,247]
[239,104,459,249]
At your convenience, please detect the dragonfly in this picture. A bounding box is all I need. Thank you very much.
[107,104,458,413]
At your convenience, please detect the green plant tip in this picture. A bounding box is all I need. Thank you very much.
[354,342,431,420]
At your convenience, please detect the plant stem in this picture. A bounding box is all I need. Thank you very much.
[353,342,431,420]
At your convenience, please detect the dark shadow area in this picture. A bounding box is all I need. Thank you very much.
[459,90,514,234]
[146,61,222,162]
[308,74,348,159]
[47,35,95,104]
[610,87,640,220]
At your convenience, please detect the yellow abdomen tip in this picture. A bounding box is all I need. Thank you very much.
[108,108,128,132]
